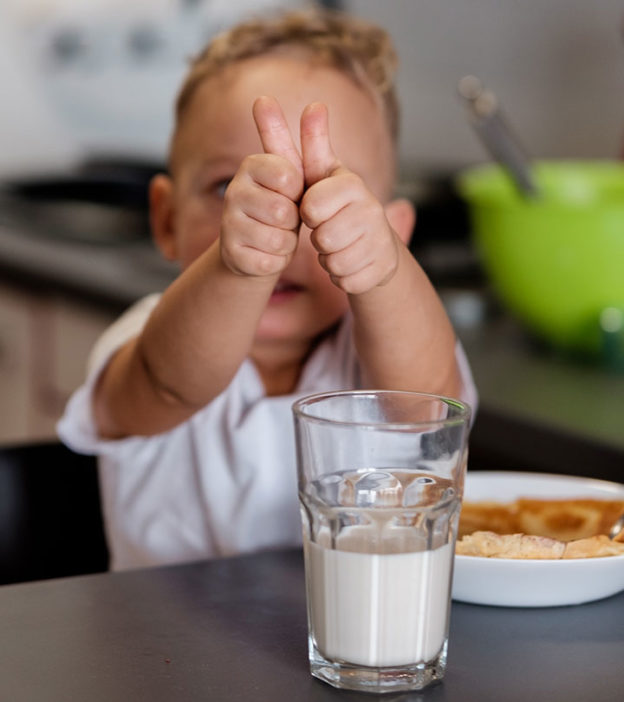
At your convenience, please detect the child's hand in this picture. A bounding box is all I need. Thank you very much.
[220,96,304,278]
[299,102,400,295]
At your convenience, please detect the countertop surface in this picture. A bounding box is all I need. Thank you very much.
[457,313,624,454]
[1,548,622,702]
[0,218,177,310]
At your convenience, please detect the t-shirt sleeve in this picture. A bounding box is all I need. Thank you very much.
[56,294,161,454]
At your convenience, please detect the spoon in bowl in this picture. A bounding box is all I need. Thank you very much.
[457,74,540,199]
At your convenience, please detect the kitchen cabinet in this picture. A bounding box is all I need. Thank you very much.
[0,282,116,444]
[0,284,32,442]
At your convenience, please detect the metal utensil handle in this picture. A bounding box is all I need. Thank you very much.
[458,76,540,199]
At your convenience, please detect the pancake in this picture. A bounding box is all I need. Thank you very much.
[459,497,624,542]
[457,496,624,558]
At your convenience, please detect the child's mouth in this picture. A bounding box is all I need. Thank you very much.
[270,279,303,302]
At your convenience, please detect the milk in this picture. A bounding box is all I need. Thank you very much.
[300,469,459,669]
[305,538,453,667]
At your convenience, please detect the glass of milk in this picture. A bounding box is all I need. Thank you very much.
[292,390,471,693]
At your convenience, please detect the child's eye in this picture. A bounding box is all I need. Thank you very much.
[214,178,232,199]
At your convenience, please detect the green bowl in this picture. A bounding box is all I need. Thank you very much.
[456,161,624,362]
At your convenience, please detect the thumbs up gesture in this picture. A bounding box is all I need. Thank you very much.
[220,97,400,295]
[220,96,304,278]
[299,102,400,295]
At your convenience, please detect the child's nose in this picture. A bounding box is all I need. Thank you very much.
[285,222,315,267]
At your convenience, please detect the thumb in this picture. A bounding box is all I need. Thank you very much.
[252,96,303,175]
[300,102,342,187]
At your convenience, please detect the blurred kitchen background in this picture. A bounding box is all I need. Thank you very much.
[2,0,622,179]
[0,0,622,478]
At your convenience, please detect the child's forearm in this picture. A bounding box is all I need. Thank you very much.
[93,242,277,438]
[94,99,305,439]
[349,241,462,398]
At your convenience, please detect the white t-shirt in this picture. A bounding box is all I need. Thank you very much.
[58,294,478,571]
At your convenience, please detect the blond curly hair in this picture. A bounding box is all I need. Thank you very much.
[170,7,399,163]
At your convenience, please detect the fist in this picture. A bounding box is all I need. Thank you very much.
[299,102,400,295]
[220,97,304,277]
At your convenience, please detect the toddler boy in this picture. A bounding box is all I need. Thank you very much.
[58,9,476,570]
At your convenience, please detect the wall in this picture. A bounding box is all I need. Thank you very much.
[343,0,624,178]
[0,0,306,178]
[0,1,622,180]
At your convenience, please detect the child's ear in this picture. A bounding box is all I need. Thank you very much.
[385,198,416,246]
[149,174,177,261]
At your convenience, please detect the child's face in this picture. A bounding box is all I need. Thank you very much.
[152,54,397,349]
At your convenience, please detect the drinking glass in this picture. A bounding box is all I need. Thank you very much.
[292,390,471,693]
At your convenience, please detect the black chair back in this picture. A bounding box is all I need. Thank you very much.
[0,441,109,585]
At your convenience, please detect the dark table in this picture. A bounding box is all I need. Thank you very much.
[1,548,622,702]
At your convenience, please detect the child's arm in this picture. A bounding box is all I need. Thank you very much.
[93,98,304,438]
[299,102,462,398]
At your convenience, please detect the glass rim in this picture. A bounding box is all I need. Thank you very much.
[292,389,472,430]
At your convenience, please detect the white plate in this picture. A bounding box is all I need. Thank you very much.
[452,471,624,607]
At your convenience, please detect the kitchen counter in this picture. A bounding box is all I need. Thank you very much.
[460,315,624,450]
[0,218,177,311]
[457,306,624,481]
